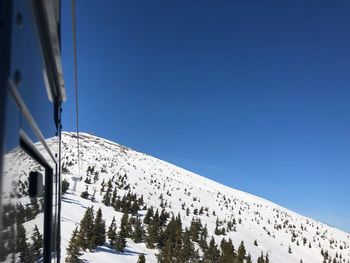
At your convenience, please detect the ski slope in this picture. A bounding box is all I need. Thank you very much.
[59,132,350,263]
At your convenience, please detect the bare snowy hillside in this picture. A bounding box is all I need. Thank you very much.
[8,132,350,263]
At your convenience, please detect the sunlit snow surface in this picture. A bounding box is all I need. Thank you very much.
[16,132,350,262]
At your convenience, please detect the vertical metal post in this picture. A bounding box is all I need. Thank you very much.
[44,167,53,263]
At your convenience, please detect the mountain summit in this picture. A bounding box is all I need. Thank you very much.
[57,132,349,262]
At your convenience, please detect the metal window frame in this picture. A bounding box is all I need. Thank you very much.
[19,130,54,263]
[1,1,65,262]
[31,0,66,105]
[0,0,13,247]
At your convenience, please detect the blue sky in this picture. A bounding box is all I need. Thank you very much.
[61,1,350,232]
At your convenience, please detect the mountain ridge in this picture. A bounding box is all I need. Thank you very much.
[57,131,350,262]
[63,131,347,233]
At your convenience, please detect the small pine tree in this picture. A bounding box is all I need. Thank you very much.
[31,225,43,259]
[111,187,117,205]
[220,238,236,263]
[62,178,70,194]
[132,217,144,243]
[254,240,258,246]
[179,229,198,262]
[114,212,129,251]
[145,213,159,249]
[114,233,126,252]
[102,191,111,206]
[80,191,89,199]
[203,237,220,262]
[257,252,265,263]
[66,227,81,263]
[107,216,117,246]
[143,207,153,225]
[120,212,131,238]
[137,254,146,263]
[77,206,94,250]
[199,224,208,250]
[93,208,106,246]
[17,223,33,263]
[237,241,246,263]
[31,198,40,216]
[246,253,253,263]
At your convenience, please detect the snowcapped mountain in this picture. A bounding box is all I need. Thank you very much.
[9,132,350,263]
[58,132,350,263]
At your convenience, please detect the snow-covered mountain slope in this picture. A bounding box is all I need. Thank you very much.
[6,131,349,263]
[57,132,350,263]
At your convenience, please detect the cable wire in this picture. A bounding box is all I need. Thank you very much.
[71,0,81,189]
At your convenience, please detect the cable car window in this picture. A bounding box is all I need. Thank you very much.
[10,0,58,143]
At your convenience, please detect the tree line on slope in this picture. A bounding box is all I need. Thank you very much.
[3,223,44,263]
[65,205,271,263]
[63,162,349,263]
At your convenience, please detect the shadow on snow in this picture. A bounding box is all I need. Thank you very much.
[92,245,147,257]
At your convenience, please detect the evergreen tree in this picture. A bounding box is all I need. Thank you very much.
[137,254,146,263]
[246,253,253,263]
[203,237,220,263]
[146,221,158,249]
[159,209,169,227]
[189,217,202,242]
[30,199,40,217]
[66,227,81,263]
[219,238,236,263]
[132,217,144,243]
[62,178,70,194]
[88,235,97,251]
[146,211,159,249]
[131,200,140,215]
[77,206,95,250]
[31,225,43,260]
[157,215,183,263]
[102,191,111,206]
[114,233,126,252]
[111,187,117,206]
[114,212,129,251]
[120,212,131,238]
[153,209,160,228]
[17,203,26,224]
[93,208,106,246]
[80,191,89,199]
[16,223,33,263]
[257,252,265,263]
[144,207,153,225]
[179,228,199,263]
[199,224,208,250]
[158,238,175,263]
[214,218,221,235]
[107,216,117,246]
[236,241,246,263]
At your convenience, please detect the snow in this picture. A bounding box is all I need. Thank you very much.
[6,131,350,263]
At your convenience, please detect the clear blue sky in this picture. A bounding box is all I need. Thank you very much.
[61,1,350,232]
